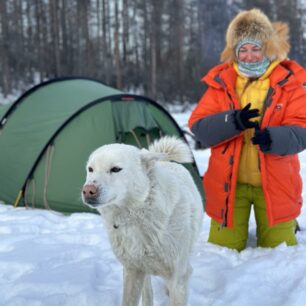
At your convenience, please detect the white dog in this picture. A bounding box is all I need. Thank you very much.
[82,136,203,306]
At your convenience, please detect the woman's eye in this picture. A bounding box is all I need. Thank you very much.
[88,167,93,172]
[110,167,122,173]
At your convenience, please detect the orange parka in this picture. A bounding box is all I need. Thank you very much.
[189,60,306,227]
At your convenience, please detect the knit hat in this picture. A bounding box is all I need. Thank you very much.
[220,9,290,63]
[235,37,262,58]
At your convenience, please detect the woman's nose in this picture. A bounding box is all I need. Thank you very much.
[245,52,254,62]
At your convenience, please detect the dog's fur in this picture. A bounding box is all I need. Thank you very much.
[82,136,203,306]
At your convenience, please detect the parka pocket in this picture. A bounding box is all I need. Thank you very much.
[265,155,298,201]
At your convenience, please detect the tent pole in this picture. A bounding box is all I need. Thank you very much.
[13,190,23,208]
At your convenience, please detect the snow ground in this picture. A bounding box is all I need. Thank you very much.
[0,110,306,306]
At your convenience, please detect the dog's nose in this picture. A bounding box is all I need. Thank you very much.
[82,184,97,198]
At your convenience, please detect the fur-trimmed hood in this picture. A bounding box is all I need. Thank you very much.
[221,9,290,63]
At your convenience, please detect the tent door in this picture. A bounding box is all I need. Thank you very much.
[117,127,163,148]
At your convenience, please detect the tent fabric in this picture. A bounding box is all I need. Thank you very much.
[0,104,12,125]
[0,78,204,214]
[112,101,160,132]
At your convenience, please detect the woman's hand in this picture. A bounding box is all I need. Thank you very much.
[252,128,272,151]
[234,103,259,130]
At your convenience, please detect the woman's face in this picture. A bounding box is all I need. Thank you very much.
[238,43,264,63]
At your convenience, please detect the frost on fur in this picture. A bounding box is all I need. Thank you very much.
[148,136,193,163]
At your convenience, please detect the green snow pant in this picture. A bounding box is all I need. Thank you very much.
[208,183,297,251]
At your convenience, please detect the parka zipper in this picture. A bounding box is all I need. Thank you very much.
[220,155,234,228]
[258,87,274,128]
[219,209,225,230]
[214,74,237,228]
[256,87,274,172]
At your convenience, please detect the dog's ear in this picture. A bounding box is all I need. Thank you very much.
[140,149,166,171]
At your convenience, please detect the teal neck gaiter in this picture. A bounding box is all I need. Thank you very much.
[237,57,271,78]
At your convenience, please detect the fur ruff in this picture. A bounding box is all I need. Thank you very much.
[221,9,290,63]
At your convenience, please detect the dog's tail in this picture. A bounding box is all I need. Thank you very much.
[148,136,193,163]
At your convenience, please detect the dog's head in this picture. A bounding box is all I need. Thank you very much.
[82,143,161,209]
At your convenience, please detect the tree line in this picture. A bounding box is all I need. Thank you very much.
[0,0,305,104]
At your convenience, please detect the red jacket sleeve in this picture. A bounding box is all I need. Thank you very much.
[188,87,223,129]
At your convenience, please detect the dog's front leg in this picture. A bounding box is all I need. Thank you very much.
[167,265,192,306]
[142,275,153,306]
[167,278,188,306]
[122,267,146,306]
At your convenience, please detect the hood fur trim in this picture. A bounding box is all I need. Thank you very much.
[221,9,290,63]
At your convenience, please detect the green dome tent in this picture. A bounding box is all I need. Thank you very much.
[0,78,204,214]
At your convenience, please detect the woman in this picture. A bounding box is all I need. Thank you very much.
[189,9,306,251]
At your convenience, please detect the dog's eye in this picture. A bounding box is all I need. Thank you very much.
[88,167,94,172]
[110,167,122,173]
